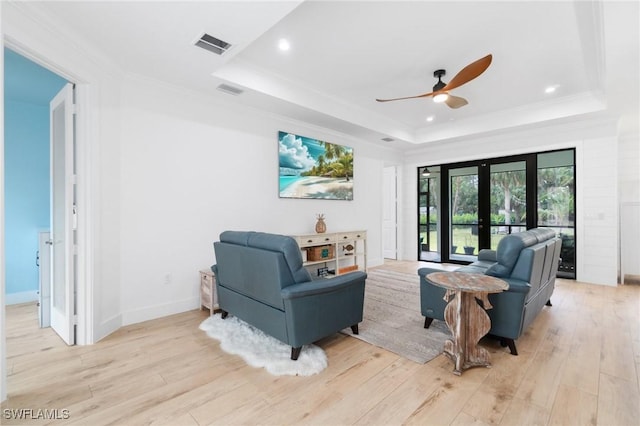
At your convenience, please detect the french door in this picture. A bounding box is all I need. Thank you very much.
[50,83,76,345]
[441,158,531,261]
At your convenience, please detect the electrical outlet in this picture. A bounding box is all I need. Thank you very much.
[164,273,172,285]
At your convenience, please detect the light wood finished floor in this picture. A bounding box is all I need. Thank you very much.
[2,260,639,425]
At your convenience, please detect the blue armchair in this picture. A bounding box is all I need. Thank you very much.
[213,231,367,360]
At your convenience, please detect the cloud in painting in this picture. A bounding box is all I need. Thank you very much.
[279,133,317,172]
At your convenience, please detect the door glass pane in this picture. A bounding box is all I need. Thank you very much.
[419,167,440,261]
[538,150,575,278]
[428,176,439,255]
[52,102,66,312]
[450,166,478,259]
[490,161,527,249]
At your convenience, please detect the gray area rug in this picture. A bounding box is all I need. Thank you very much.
[342,268,451,364]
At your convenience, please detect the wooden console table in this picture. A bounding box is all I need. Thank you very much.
[427,272,508,375]
[292,230,366,277]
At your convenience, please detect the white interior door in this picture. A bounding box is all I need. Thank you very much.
[383,166,398,259]
[50,83,75,345]
[620,202,640,283]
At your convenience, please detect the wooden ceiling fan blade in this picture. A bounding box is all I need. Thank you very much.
[376,91,434,102]
[445,95,468,109]
[443,54,492,92]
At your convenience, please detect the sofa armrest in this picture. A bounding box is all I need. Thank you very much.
[478,249,497,262]
[418,267,449,277]
[281,271,367,300]
[500,277,531,294]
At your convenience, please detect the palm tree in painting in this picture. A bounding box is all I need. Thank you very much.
[316,154,326,176]
[319,141,351,180]
[338,152,353,181]
[321,142,345,161]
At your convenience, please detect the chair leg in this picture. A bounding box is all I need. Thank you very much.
[501,338,518,355]
[350,324,359,335]
[424,317,434,329]
[291,347,302,360]
[221,310,228,319]
[546,299,552,307]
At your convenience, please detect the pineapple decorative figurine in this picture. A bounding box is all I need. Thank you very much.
[315,214,327,234]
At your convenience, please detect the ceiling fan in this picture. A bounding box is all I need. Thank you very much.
[376,54,493,109]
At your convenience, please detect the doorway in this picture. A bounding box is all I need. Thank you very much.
[3,47,73,341]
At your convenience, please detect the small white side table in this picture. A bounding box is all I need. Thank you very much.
[199,269,219,315]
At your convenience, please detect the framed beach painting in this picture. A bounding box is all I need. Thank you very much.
[278,131,354,200]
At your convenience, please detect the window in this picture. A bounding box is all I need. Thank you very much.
[537,151,575,277]
[418,149,576,279]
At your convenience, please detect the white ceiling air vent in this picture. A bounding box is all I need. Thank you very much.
[381,137,394,142]
[195,33,232,55]
[216,84,244,96]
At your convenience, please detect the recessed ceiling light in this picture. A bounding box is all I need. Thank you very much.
[278,38,290,51]
[426,116,435,122]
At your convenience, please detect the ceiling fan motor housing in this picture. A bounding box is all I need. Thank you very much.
[433,69,447,92]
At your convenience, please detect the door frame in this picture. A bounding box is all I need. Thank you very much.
[2,41,93,343]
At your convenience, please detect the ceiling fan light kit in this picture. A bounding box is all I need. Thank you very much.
[375,54,493,109]
[433,92,449,103]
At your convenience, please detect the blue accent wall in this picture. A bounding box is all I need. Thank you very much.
[4,48,68,299]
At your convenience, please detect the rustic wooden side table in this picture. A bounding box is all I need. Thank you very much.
[427,271,508,375]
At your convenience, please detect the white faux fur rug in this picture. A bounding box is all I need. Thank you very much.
[199,314,327,376]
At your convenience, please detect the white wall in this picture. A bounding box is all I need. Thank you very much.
[577,135,618,285]
[117,75,394,325]
[617,117,640,280]
[618,127,640,204]
[399,117,622,286]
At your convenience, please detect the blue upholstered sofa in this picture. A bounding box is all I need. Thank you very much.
[418,228,561,355]
[213,231,367,360]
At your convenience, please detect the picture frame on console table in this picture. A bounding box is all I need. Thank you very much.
[278,131,354,200]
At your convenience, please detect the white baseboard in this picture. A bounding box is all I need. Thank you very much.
[367,257,384,268]
[6,291,38,305]
[95,313,123,342]
[121,297,199,326]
